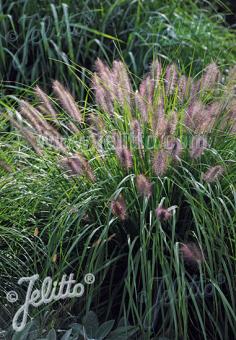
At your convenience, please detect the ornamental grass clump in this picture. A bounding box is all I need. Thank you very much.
[1,58,236,338]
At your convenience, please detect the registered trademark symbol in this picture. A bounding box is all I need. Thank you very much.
[84,273,95,284]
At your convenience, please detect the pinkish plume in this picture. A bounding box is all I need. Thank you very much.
[164,111,178,137]
[153,150,168,176]
[189,78,200,100]
[178,75,188,102]
[165,63,178,95]
[9,117,43,156]
[202,165,224,183]
[135,91,148,122]
[190,136,208,159]
[95,58,116,101]
[150,59,162,84]
[180,243,204,265]
[112,60,132,107]
[92,73,114,116]
[60,154,95,181]
[136,174,152,198]
[155,206,172,221]
[139,75,155,105]
[112,131,123,149]
[52,80,82,123]
[200,62,220,92]
[35,86,58,121]
[131,119,143,150]
[116,146,133,170]
[165,138,182,161]
[111,195,127,221]
[185,99,204,131]
[152,96,165,134]
[200,101,222,133]
[20,100,67,152]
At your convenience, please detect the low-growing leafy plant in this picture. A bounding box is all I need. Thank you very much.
[8,311,139,339]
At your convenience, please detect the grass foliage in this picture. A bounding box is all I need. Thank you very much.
[1,0,236,96]
[0,57,236,339]
[0,1,236,339]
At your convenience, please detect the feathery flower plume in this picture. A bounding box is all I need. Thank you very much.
[155,206,172,221]
[139,75,155,105]
[111,195,127,221]
[180,243,204,265]
[178,75,188,102]
[60,154,95,181]
[153,150,168,176]
[9,117,43,156]
[35,86,58,121]
[135,91,148,122]
[150,59,162,85]
[95,58,116,101]
[164,111,178,137]
[152,95,165,134]
[189,78,200,99]
[165,138,182,161]
[112,131,123,149]
[136,174,152,198]
[190,136,208,159]
[200,101,222,133]
[88,113,104,141]
[20,100,53,134]
[66,121,80,134]
[20,100,66,152]
[131,119,143,150]
[112,60,132,107]
[185,99,204,130]
[202,165,224,183]
[165,63,178,95]
[52,80,82,123]
[95,58,111,83]
[200,62,220,92]
[92,73,114,116]
[116,146,133,170]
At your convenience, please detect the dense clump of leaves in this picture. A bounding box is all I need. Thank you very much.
[0,59,236,338]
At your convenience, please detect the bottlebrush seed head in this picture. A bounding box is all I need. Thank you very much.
[150,59,162,84]
[52,80,82,123]
[35,86,58,121]
[190,136,208,159]
[131,119,143,148]
[200,62,220,92]
[166,138,182,160]
[178,75,188,102]
[165,63,178,95]
[202,165,224,183]
[111,195,127,221]
[116,146,133,169]
[136,174,152,198]
[180,243,204,265]
[135,91,148,122]
[153,150,168,176]
[91,73,114,116]
[60,155,95,181]
[155,206,172,221]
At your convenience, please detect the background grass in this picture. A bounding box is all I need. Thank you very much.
[1,0,236,98]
